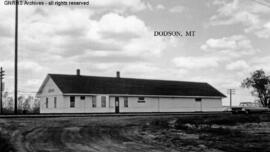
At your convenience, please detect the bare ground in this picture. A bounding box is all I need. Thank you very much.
[0,113,270,152]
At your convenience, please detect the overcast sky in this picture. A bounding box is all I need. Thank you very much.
[0,0,270,105]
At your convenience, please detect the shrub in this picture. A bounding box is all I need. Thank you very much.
[150,120,170,129]
[0,133,14,152]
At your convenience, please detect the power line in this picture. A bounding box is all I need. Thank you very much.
[18,90,37,93]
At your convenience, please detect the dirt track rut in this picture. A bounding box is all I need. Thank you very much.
[0,117,179,152]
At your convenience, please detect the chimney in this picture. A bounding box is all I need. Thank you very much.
[76,69,80,76]
[116,71,120,78]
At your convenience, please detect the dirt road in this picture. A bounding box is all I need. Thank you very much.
[0,114,270,152]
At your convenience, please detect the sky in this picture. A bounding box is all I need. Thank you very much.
[0,0,270,106]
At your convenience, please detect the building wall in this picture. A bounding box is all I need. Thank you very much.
[201,98,223,111]
[159,97,200,112]
[41,94,223,113]
[115,96,223,113]
[60,95,115,113]
[41,95,115,113]
[39,78,64,113]
[39,78,223,113]
[116,97,159,112]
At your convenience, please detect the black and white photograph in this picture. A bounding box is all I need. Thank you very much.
[0,0,270,151]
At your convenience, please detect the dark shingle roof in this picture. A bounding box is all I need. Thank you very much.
[48,74,226,97]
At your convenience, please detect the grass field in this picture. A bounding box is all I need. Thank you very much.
[0,113,270,152]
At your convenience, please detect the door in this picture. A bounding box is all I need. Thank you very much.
[115,97,119,113]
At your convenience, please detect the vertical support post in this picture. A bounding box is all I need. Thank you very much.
[230,89,232,108]
[157,97,160,112]
[200,100,202,112]
[0,67,3,114]
[227,89,235,109]
[14,0,19,114]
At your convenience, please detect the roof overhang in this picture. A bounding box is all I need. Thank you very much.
[36,74,63,97]
[36,75,50,97]
[62,93,224,99]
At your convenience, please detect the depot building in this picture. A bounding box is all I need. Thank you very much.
[36,70,226,113]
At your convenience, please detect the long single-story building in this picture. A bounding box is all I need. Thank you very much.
[37,70,226,113]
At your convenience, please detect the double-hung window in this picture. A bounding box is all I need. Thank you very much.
[138,97,145,103]
[80,96,85,100]
[92,96,97,108]
[101,96,106,108]
[124,97,128,107]
[54,97,57,108]
[70,96,75,108]
[46,97,49,108]
[195,98,202,102]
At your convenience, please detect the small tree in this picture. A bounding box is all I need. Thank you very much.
[6,97,14,113]
[18,95,25,113]
[241,69,270,107]
[32,98,40,114]
[2,91,9,108]
[23,96,32,113]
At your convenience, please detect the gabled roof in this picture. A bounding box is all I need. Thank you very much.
[41,74,226,97]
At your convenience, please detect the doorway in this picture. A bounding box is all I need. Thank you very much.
[115,97,119,113]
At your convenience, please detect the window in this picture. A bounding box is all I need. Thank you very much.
[195,98,202,102]
[138,97,145,103]
[70,96,75,108]
[46,97,49,108]
[101,96,106,107]
[124,97,128,107]
[54,97,57,108]
[92,96,97,108]
[80,96,85,100]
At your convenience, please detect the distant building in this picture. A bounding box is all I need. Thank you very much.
[37,70,226,113]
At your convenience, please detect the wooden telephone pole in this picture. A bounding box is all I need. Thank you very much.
[14,0,18,114]
[0,67,5,114]
[227,89,236,108]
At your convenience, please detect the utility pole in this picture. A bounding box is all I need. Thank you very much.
[14,0,19,114]
[227,89,236,108]
[0,67,5,114]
